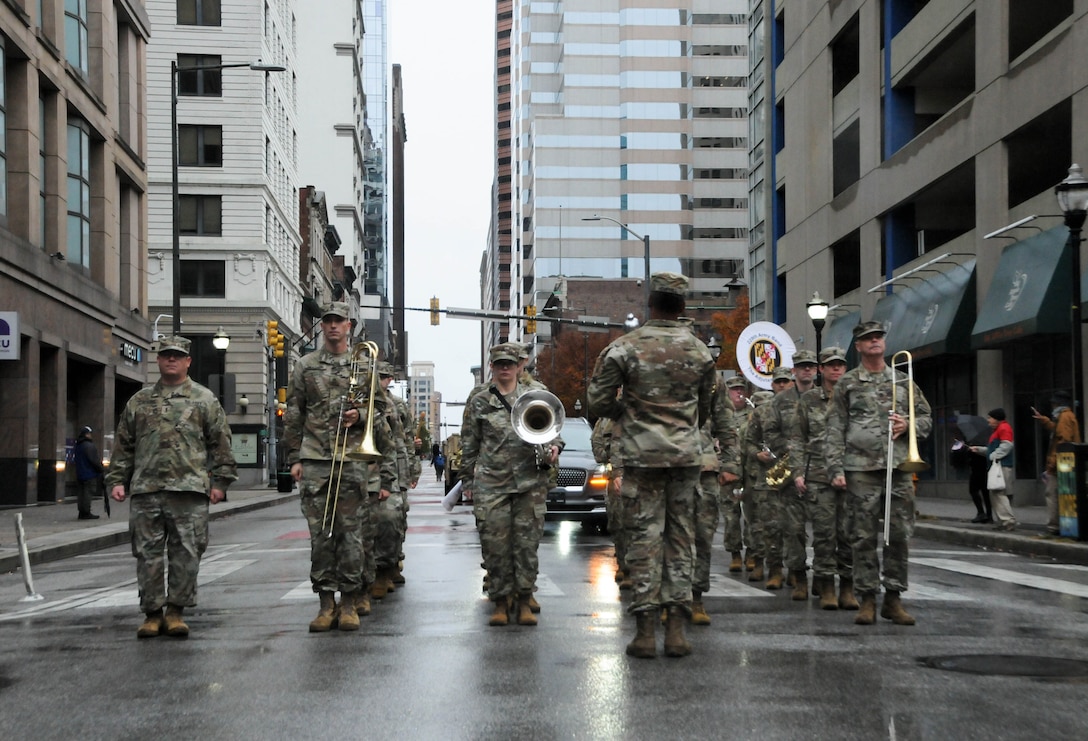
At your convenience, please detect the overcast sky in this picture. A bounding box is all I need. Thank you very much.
[388,1,495,432]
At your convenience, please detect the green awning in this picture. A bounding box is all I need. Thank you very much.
[888,260,976,360]
[872,293,908,354]
[971,226,1071,348]
[824,310,860,354]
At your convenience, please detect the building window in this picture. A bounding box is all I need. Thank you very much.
[178,55,223,97]
[832,231,861,297]
[180,260,226,297]
[179,125,223,166]
[65,0,89,75]
[66,120,91,268]
[178,0,222,26]
[179,195,223,235]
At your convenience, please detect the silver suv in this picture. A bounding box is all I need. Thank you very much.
[546,417,609,526]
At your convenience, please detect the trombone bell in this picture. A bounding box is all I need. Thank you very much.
[889,350,930,473]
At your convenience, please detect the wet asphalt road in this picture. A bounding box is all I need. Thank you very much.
[1,478,1088,740]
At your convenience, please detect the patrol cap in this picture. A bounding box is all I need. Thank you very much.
[792,350,818,366]
[725,375,748,390]
[819,346,847,364]
[321,301,350,320]
[489,343,519,364]
[852,321,885,340]
[377,361,395,377]
[649,271,688,296]
[750,390,775,407]
[772,367,793,381]
[157,335,191,355]
[515,342,531,359]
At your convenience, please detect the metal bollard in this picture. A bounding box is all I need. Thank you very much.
[14,513,44,602]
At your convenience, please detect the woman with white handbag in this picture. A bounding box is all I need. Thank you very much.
[971,408,1017,531]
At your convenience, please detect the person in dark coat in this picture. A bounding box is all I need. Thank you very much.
[73,426,104,520]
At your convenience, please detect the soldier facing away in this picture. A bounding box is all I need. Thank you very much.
[107,335,237,639]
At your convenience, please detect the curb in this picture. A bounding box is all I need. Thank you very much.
[914,522,1088,565]
[0,492,297,574]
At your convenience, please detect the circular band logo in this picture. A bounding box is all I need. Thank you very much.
[736,322,797,390]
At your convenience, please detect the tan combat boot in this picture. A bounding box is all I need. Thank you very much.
[338,592,361,631]
[489,597,510,627]
[527,593,541,613]
[370,573,389,600]
[137,609,163,639]
[818,577,839,610]
[880,591,916,625]
[747,560,764,582]
[309,591,338,632]
[854,594,877,625]
[391,564,406,585]
[690,591,711,626]
[838,577,860,610]
[663,607,692,657]
[163,605,189,637]
[765,565,784,590]
[517,595,538,626]
[354,591,372,617]
[626,610,657,659]
[744,551,756,571]
[729,552,743,573]
[790,571,808,601]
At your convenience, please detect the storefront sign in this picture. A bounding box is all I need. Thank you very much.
[736,321,797,390]
[119,341,142,364]
[0,312,19,360]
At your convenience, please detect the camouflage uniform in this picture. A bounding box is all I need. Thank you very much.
[591,417,626,576]
[744,393,783,572]
[284,346,398,594]
[460,378,563,604]
[372,386,413,575]
[693,378,737,593]
[724,394,758,560]
[587,318,715,615]
[107,375,237,613]
[825,364,932,598]
[767,384,811,575]
[792,385,853,583]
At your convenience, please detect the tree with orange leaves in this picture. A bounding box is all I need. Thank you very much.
[707,291,750,371]
[534,328,623,417]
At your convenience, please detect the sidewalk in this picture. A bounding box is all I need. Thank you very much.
[1,487,1086,575]
[0,486,299,574]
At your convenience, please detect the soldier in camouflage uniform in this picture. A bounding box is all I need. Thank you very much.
[691,373,739,625]
[766,350,819,598]
[591,414,629,588]
[791,346,857,610]
[107,335,237,639]
[587,272,715,659]
[745,368,794,587]
[722,376,756,572]
[461,344,563,627]
[743,389,777,582]
[284,302,398,633]
[826,321,932,626]
[369,361,419,600]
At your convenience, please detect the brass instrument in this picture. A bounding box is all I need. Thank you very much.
[510,390,565,468]
[324,341,383,537]
[765,450,792,487]
[884,350,930,544]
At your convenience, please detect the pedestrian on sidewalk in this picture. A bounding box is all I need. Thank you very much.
[973,408,1016,531]
[73,426,104,520]
[1033,391,1081,535]
[106,336,237,639]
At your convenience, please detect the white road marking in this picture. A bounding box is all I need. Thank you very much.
[911,557,1088,599]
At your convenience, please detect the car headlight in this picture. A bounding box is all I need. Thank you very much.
[588,464,610,491]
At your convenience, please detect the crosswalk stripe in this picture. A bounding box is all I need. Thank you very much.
[76,559,256,609]
[912,557,1088,599]
[706,573,776,598]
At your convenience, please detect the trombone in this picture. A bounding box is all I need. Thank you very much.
[884,350,929,544]
[323,341,383,536]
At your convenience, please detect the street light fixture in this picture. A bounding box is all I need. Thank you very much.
[582,215,651,317]
[707,336,722,362]
[1056,163,1088,426]
[171,60,287,335]
[212,326,231,351]
[807,291,829,386]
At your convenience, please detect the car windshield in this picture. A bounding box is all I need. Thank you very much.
[561,419,593,452]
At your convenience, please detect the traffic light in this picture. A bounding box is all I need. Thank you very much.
[430,297,440,325]
[266,320,285,358]
[276,387,287,417]
[525,305,537,334]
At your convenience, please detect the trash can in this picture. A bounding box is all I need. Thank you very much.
[276,471,294,493]
[1056,442,1088,541]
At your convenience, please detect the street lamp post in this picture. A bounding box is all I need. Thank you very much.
[1056,164,1088,427]
[171,60,286,335]
[806,291,829,387]
[582,216,651,317]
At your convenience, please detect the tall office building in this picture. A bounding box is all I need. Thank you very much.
[0,2,150,505]
[765,1,1088,499]
[409,360,436,441]
[296,0,394,360]
[494,1,750,350]
[146,0,300,486]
